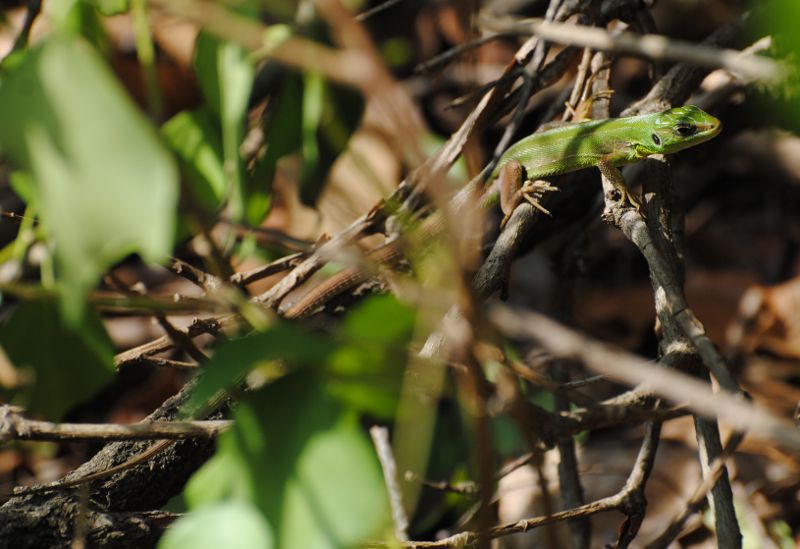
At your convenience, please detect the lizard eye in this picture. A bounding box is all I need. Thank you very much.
[651,133,661,146]
[675,124,696,137]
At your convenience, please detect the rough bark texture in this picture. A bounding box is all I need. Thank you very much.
[0,383,220,548]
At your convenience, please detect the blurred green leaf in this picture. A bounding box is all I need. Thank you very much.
[300,71,324,203]
[159,501,274,549]
[380,37,413,68]
[8,171,37,206]
[162,108,227,212]
[326,346,401,419]
[327,296,413,418]
[755,1,800,131]
[404,401,470,535]
[245,71,303,224]
[229,374,390,548]
[194,32,254,220]
[0,37,178,322]
[184,447,253,508]
[298,77,363,206]
[181,298,414,545]
[262,24,293,50]
[421,132,468,182]
[93,0,130,16]
[0,301,114,419]
[245,51,363,216]
[768,519,794,549]
[759,1,800,60]
[47,0,110,50]
[338,294,415,346]
[185,323,333,415]
[188,297,411,421]
[491,415,525,458]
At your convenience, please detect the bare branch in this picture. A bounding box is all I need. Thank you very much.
[0,406,229,443]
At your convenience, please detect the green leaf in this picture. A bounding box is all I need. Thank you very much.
[93,0,131,16]
[262,24,293,51]
[338,294,415,346]
[194,32,254,220]
[300,71,324,201]
[184,447,253,508]
[185,323,333,416]
[0,301,114,419]
[326,296,413,418]
[754,1,800,133]
[162,108,226,212]
[298,77,363,206]
[492,415,525,458]
[228,374,390,548]
[245,63,363,217]
[49,0,110,50]
[158,501,274,549]
[245,71,304,224]
[8,171,37,207]
[0,37,178,321]
[380,37,413,68]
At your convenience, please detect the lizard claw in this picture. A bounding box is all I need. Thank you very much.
[500,179,558,228]
[519,179,557,216]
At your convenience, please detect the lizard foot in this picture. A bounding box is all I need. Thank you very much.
[500,179,559,228]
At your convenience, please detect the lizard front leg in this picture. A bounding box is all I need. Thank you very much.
[498,160,557,228]
[597,156,641,209]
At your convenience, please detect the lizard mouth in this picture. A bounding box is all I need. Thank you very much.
[700,118,722,137]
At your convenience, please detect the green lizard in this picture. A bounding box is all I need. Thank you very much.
[282,105,721,318]
[492,104,721,219]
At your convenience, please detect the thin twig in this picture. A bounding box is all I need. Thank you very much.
[366,418,665,547]
[481,16,781,83]
[370,426,409,542]
[355,0,403,21]
[114,315,231,370]
[416,32,518,74]
[229,252,306,286]
[107,272,209,364]
[645,444,736,549]
[488,305,800,451]
[404,471,478,495]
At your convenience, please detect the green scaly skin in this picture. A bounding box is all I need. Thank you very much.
[480,105,722,210]
[496,105,721,177]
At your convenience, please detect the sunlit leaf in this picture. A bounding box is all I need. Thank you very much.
[299,71,324,202]
[194,32,254,220]
[182,371,391,547]
[231,374,390,548]
[185,323,333,416]
[326,296,413,417]
[245,70,303,224]
[0,37,178,321]
[93,0,130,16]
[8,171,37,207]
[162,108,227,212]
[159,501,273,549]
[184,446,252,508]
[338,294,415,346]
[755,1,800,131]
[298,76,363,206]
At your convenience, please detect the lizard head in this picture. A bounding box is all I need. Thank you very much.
[647,105,722,155]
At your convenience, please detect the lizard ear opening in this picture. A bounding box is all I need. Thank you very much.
[651,133,661,147]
